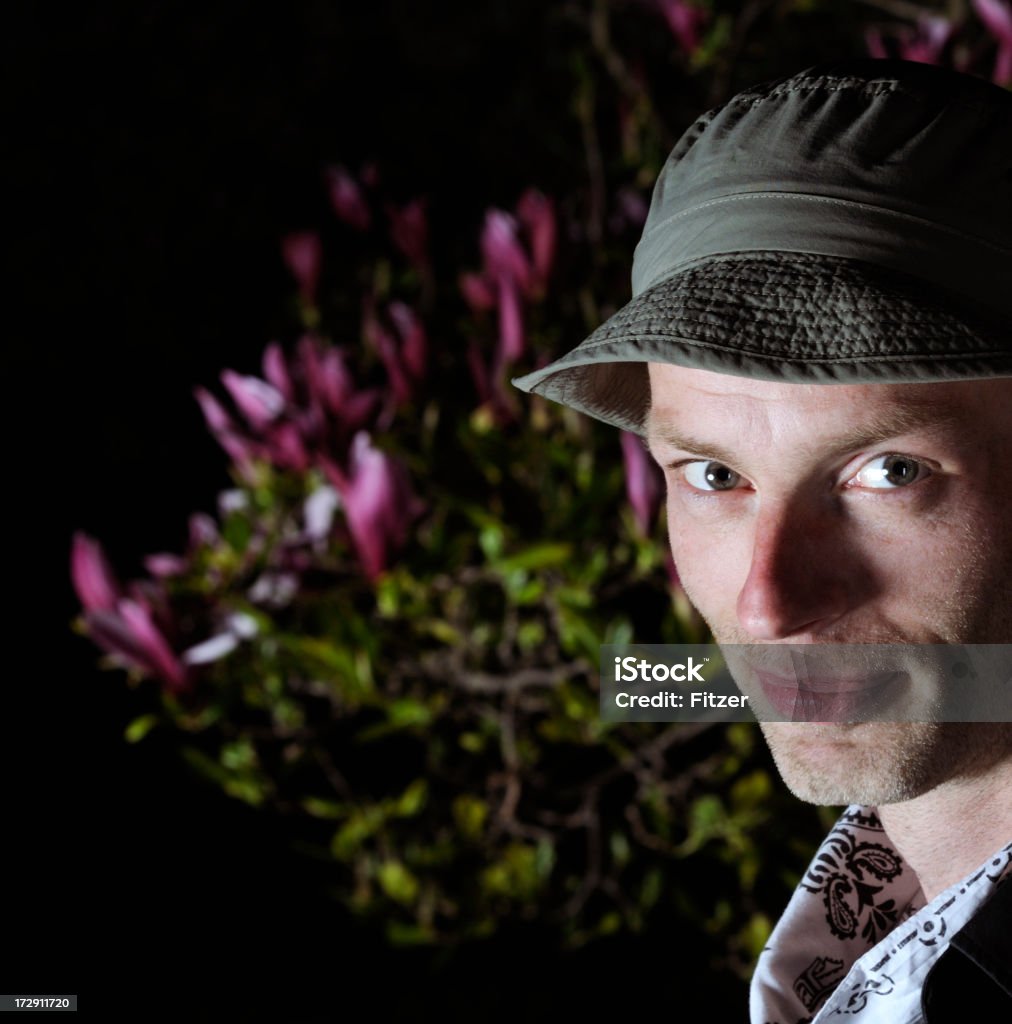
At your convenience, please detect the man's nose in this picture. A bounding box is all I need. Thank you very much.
[735,499,866,640]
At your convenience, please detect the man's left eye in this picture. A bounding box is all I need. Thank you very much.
[850,454,931,489]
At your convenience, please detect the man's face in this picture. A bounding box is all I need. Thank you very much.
[645,363,1012,805]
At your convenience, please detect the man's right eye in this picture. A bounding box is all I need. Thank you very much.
[682,461,745,492]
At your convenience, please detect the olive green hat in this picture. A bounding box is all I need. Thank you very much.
[512,59,1012,435]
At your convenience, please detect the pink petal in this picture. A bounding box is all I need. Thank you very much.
[342,390,382,431]
[481,211,532,293]
[974,0,1012,42]
[221,370,286,430]
[387,198,429,271]
[281,231,323,305]
[267,421,311,472]
[620,431,662,535]
[71,532,122,612]
[337,433,421,580]
[316,344,355,410]
[262,342,294,401]
[194,388,258,468]
[303,484,340,541]
[364,310,412,406]
[188,513,219,550]
[325,165,371,231]
[388,302,427,380]
[144,553,188,578]
[655,0,707,56]
[181,632,239,666]
[459,271,497,313]
[516,189,557,292]
[898,16,953,64]
[974,0,1012,82]
[295,334,329,422]
[495,275,526,366]
[117,598,189,691]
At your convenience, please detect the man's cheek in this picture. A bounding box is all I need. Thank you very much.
[666,517,736,630]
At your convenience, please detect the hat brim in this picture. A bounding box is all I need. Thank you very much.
[512,251,1012,436]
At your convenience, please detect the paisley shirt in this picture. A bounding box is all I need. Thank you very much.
[750,806,1012,1024]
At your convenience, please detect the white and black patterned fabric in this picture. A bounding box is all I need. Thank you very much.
[750,805,1012,1023]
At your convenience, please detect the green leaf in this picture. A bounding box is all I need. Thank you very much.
[459,731,486,753]
[730,770,773,811]
[452,794,489,841]
[221,738,257,771]
[739,913,773,960]
[376,860,420,905]
[496,542,572,573]
[124,714,158,744]
[418,618,462,645]
[223,777,266,807]
[386,921,435,946]
[395,779,429,817]
[517,620,546,649]
[301,797,347,819]
[222,512,252,553]
[331,805,386,860]
[479,524,505,561]
[389,698,432,726]
[639,867,663,910]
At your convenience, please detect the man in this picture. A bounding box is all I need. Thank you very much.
[513,60,1011,1022]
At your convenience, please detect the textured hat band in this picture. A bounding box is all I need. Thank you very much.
[632,192,1012,318]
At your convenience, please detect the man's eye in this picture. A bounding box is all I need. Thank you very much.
[850,454,930,489]
[683,461,744,492]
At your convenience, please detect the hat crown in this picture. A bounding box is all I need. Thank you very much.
[512,60,1012,436]
[633,60,1012,308]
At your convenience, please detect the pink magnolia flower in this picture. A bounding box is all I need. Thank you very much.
[516,190,557,296]
[321,432,424,581]
[71,531,121,612]
[482,210,534,300]
[221,370,286,431]
[386,197,430,274]
[974,0,1012,84]
[325,165,372,231]
[865,15,954,65]
[388,302,427,381]
[194,386,265,479]
[462,192,558,417]
[620,431,663,536]
[262,342,295,402]
[196,337,380,476]
[145,511,221,579]
[653,0,708,57]
[71,532,191,693]
[363,300,428,408]
[144,553,188,578]
[459,272,497,313]
[293,334,381,443]
[281,231,323,306]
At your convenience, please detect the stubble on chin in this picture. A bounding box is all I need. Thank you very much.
[759,721,1012,807]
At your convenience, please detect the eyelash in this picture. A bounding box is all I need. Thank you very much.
[668,453,935,494]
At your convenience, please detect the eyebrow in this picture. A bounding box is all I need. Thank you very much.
[645,404,962,464]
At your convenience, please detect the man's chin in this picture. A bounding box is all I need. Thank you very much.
[758,721,937,807]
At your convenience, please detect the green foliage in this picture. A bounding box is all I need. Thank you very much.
[75,0,988,970]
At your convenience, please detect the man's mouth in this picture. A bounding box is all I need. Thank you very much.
[753,668,907,722]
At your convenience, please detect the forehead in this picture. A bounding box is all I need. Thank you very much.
[645,363,1012,447]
